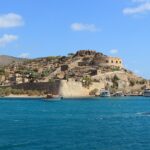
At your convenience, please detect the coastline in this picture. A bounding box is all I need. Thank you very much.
[1,94,44,99]
[0,94,144,100]
[0,95,95,99]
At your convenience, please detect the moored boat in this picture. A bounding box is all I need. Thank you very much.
[143,89,150,97]
[43,94,62,101]
[112,91,124,97]
[100,89,111,97]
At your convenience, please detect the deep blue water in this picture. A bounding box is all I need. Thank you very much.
[0,97,150,150]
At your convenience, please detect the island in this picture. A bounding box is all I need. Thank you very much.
[0,50,149,98]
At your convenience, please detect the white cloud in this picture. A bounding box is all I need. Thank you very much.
[110,49,118,54]
[123,2,150,15]
[19,53,30,58]
[0,34,18,47]
[0,13,24,28]
[71,23,100,32]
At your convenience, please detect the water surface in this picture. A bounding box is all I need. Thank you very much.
[0,97,150,150]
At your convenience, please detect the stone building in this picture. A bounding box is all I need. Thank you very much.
[93,53,123,68]
[99,56,123,68]
[75,50,123,68]
[74,50,97,57]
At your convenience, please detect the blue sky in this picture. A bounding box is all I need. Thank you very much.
[0,0,150,78]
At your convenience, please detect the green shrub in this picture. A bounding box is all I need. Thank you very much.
[112,67,120,72]
[41,69,51,77]
[82,76,92,88]
[0,68,5,75]
[111,75,119,89]
[112,75,120,81]
[0,87,44,96]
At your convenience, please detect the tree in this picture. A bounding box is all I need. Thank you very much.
[111,75,119,89]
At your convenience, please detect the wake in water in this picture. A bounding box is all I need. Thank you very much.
[136,112,150,116]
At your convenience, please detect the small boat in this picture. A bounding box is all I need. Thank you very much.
[46,94,53,99]
[100,89,111,97]
[112,91,124,97]
[43,94,63,101]
[143,89,150,97]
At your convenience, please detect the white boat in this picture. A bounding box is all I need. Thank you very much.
[100,89,111,97]
[143,89,150,97]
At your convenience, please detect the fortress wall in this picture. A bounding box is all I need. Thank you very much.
[11,79,105,97]
[58,79,105,97]
[11,81,61,95]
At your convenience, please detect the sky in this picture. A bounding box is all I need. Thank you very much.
[0,0,150,78]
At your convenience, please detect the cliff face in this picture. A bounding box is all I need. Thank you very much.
[0,50,149,96]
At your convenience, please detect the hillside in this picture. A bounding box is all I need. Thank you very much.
[0,50,149,97]
[0,55,26,66]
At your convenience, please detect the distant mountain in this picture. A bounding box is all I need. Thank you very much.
[0,55,26,66]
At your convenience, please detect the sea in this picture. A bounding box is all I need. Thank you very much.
[0,97,150,150]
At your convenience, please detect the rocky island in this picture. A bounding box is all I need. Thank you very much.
[0,50,149,97]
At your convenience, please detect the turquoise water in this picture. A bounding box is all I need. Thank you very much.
[0,97,150,150]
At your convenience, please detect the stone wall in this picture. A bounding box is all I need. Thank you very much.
[12,80,61,95]
[11,79,105,97]
[59,79,104,97]
[95,56,123,68]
